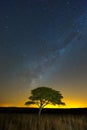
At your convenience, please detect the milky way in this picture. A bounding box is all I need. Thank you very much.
[0,0,87,107]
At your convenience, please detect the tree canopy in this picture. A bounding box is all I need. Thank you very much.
[25,86,65,115]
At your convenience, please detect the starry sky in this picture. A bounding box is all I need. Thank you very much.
[0,0,87,108]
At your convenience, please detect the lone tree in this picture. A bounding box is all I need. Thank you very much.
[25,86,65,115]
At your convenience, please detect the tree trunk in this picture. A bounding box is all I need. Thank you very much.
[38,100,43,116]
[39,107,42,116]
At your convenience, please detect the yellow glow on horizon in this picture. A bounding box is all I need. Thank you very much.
[0,104,13,107]
[0,99,87,108]
[0,104,86,108]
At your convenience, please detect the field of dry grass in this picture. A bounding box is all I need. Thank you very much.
[0,113,87,130]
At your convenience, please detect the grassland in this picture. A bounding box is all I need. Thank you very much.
[0,108,87,130]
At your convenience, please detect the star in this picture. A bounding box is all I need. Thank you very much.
[59,48,65,56]
[4,26,8,29]
[76,29,80,33]
[4,26,8,31]
[5,16,8,19]
[66,1,70,5]
[23,54,27,57]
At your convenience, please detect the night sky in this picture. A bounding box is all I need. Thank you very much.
[0,0,87,108]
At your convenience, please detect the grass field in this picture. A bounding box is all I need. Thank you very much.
[0,112,87,130]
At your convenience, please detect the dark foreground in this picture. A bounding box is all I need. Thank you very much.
[0,107,87,130]
[0,107,87,114]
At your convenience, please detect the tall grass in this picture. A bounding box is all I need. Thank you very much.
[0,113,87,130]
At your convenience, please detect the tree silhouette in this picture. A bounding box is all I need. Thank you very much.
[25,86,65,115]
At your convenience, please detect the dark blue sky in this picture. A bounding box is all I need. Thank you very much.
[0,0,87,107]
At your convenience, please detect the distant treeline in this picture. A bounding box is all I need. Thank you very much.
[0,107,87,115]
